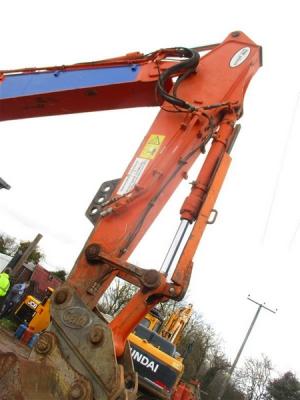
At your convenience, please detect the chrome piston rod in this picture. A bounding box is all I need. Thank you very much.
[160,219,190,276]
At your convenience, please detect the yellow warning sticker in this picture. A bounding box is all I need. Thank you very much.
[140,134,165,160]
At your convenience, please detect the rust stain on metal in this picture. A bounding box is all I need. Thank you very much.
[0,351,58,400]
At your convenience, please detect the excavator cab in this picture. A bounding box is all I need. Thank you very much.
[140,308,164,332]
[129,319,182,399]
[129,305,193,399]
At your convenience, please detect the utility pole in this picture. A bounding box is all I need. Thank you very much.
[216,296,277,400]
[11,233,43,278]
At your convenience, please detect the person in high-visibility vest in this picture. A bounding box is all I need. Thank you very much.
[0,268,12,297]
[0,280,30,318]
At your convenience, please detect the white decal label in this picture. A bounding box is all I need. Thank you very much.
[117,157,149,196]
[230,47,250,68]
[131,349,159,372]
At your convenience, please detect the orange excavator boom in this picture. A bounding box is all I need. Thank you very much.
[0,31,262,400]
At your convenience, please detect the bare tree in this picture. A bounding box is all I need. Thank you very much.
[234,354,273,400]
[0,233,18,256]
[98,279,137,316]
[177,311,230,386]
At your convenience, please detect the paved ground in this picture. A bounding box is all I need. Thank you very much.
[0,326,30,358]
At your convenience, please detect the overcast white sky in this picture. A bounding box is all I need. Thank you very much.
[1,0,300,379]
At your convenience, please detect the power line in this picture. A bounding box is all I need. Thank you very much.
[261,93,300,243]
[288,219,300,249]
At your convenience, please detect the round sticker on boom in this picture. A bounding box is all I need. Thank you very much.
[230,47,251,68]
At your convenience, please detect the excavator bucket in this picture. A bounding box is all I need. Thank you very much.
[0,294,137,400]
[0,352,61,400]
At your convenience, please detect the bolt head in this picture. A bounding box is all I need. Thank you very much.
[141,269,161,289]
[70,385,83,399]
[89,326,104,345]
[35,333,53,354]
[54,288,69,304]
[85,243,101,262]
[68,380,91,400]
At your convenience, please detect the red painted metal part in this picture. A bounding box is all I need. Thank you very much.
[172,381,199,400]
[0,81,158,121]
[66,32,261,356]
[68,34,261,278]
[0,51,173,122]
[180,116,236,222]
[172,152,232,291]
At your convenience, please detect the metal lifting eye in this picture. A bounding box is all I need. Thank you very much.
[207,209,218,224]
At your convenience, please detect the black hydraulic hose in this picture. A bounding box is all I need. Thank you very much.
[156,47,200,111]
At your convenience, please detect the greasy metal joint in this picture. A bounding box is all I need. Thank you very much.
[54,287,70,305]
[85,243,101,262]
[140,269,161,289]
[35,332,54,354]
[89,325,104,345]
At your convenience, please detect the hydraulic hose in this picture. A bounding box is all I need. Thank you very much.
[156,47,200,111]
